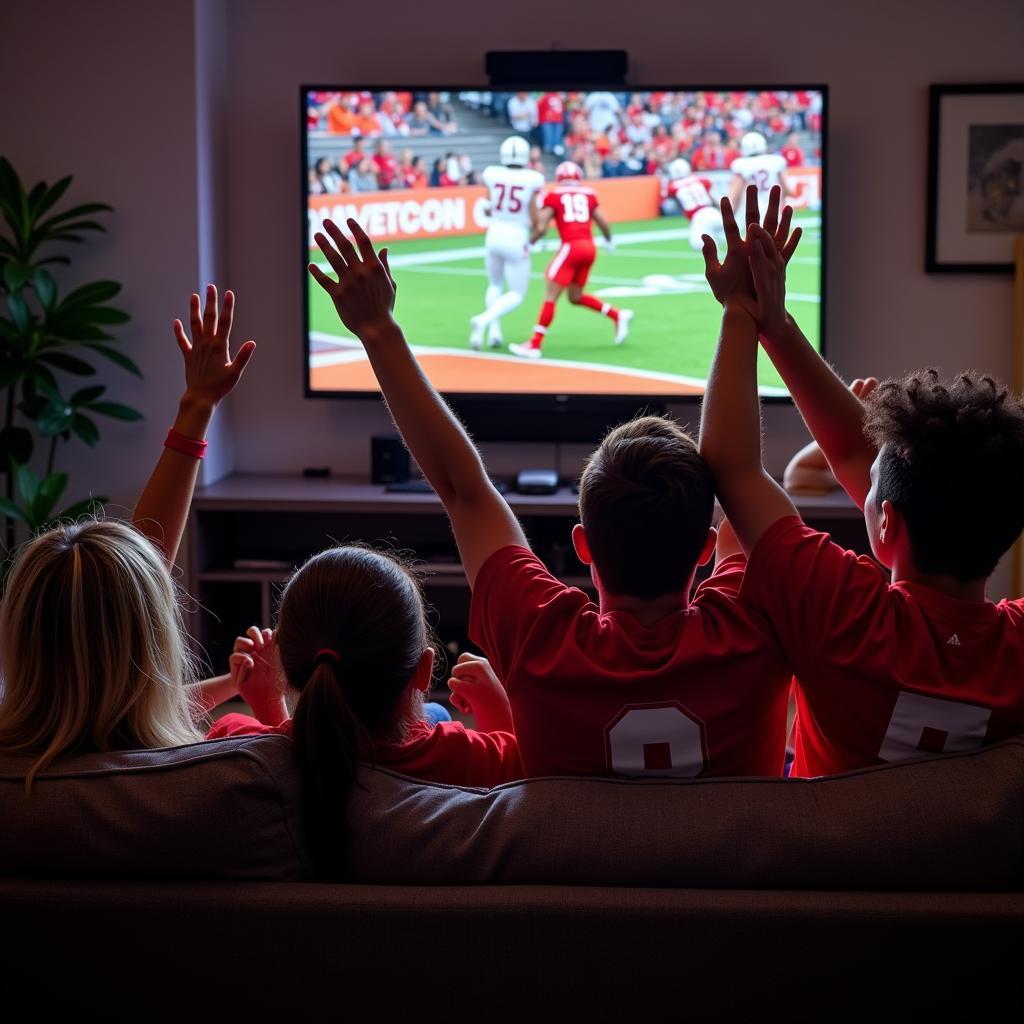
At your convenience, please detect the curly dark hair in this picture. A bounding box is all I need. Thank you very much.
[578,415,715,598]
[863,369,1024,581]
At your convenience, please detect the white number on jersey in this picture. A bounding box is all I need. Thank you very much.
[878,691,992,761]
[606,703,707,776]
[672,177,713,213]
[560,192,591,223]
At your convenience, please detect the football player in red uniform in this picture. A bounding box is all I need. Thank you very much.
[510,162,633,360]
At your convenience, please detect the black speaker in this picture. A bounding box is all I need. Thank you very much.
[371,435,410,484]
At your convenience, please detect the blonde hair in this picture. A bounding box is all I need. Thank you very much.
[0,520,203,785]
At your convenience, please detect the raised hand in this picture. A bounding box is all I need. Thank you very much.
[701,185,802,316]
[447,652,513,734]
[308,218,398,341]
[174,285,256,407]
[229,626,288,727]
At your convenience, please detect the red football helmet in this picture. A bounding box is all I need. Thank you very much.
[555,161,583,182]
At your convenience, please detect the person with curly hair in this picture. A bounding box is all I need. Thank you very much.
[699,184,1024,777]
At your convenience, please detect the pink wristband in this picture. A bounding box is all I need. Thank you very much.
[164,427,208,460]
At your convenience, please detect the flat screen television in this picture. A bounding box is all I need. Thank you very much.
[302,85,826,439]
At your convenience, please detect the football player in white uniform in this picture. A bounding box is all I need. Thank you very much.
[728,131,790,211]
[469,136,546,350]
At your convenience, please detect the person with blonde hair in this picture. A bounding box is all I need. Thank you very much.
[0,285,255,784]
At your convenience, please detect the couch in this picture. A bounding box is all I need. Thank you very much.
[2,735,1023,1020]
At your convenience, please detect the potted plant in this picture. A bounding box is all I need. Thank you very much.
[0,157,142,568]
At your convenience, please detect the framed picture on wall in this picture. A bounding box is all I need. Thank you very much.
[926,83,1024,273]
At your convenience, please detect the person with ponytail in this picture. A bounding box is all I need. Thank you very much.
[206,545,522,862]
[0,286,257,784]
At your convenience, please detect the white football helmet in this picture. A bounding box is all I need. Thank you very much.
[668,158,692,179]
[499,136,530,166]
[555,161,583,182]
[740,131,768,157]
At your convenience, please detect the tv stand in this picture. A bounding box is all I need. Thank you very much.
[188,474,863,690]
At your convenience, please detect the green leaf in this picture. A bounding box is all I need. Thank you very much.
[39,351,96,375]
[32,472,68,523]
[77,305,130,325]
[6,293,30,334]
[15,463,39,505]
[58,280,120,309]
[33,268,57,308]
[34,255,70,267]
[31,175,72,221]
[35,202,112,233]
[88,400,143,422]
[0,427,33,465]
[2,261,33,291]
[71,413,100,446]
[0,360,26,389]
[26,181,47,215]
[46,220,106,235]
[85,344,141,377]
[0,158,23,207]
[0,498,29,525]
[37,402,74,437]
[71,384,105,406]
[44,319,112,343]
[55,495,106,522]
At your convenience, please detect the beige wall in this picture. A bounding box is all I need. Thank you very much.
[3,0,1023,591]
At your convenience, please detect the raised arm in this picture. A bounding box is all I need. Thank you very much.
[133,287,255,566]
[698,187,799,555]
[309,219,527,586]
[746,234,879,509]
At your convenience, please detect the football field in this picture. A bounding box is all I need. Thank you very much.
[308,212,821,396]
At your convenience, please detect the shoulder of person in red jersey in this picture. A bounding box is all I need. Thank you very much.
[468,415,792,779]
[741,371,1024,775]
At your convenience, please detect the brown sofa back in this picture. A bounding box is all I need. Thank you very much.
[0,735,310,880]
[345,738,1024,889]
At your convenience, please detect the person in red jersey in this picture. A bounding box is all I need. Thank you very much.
[372,139,398,189]
[537,91,566,155]
[308,218,798,779]
[700,184,1024,777]
[509,161,633,359]
[781,133,805,167]
[207,547,522,872]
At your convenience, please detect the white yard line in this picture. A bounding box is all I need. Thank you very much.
[308,332,788,396]
[312,217,824,272]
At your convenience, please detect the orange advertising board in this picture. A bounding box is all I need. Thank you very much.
[307,176,665,245]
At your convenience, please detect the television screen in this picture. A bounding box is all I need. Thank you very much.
[304,87,824,400]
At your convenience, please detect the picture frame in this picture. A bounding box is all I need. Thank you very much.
[926,83,1024,273]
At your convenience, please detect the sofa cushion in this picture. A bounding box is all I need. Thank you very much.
[0,735,311,880]
[344,738,1024,889]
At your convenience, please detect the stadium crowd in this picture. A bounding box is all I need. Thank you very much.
[306,89,822,194]
[465,90,823,179]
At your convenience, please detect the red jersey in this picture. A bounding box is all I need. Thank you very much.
[741,517,1024,777]
[543,186,598,243]
[781,144,805,167]
[666,174,715,219]
[538,92,564,124]
[470,546,791,778]
[207,714,522,788]
[373,153,398,187]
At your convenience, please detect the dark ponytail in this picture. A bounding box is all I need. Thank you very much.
[289,662,362,873]
[276,546,428,874]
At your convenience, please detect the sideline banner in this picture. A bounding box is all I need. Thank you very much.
[307,176,665,245]
[306,169,821,245]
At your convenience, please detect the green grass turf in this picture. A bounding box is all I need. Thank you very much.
[308,213,821,391]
